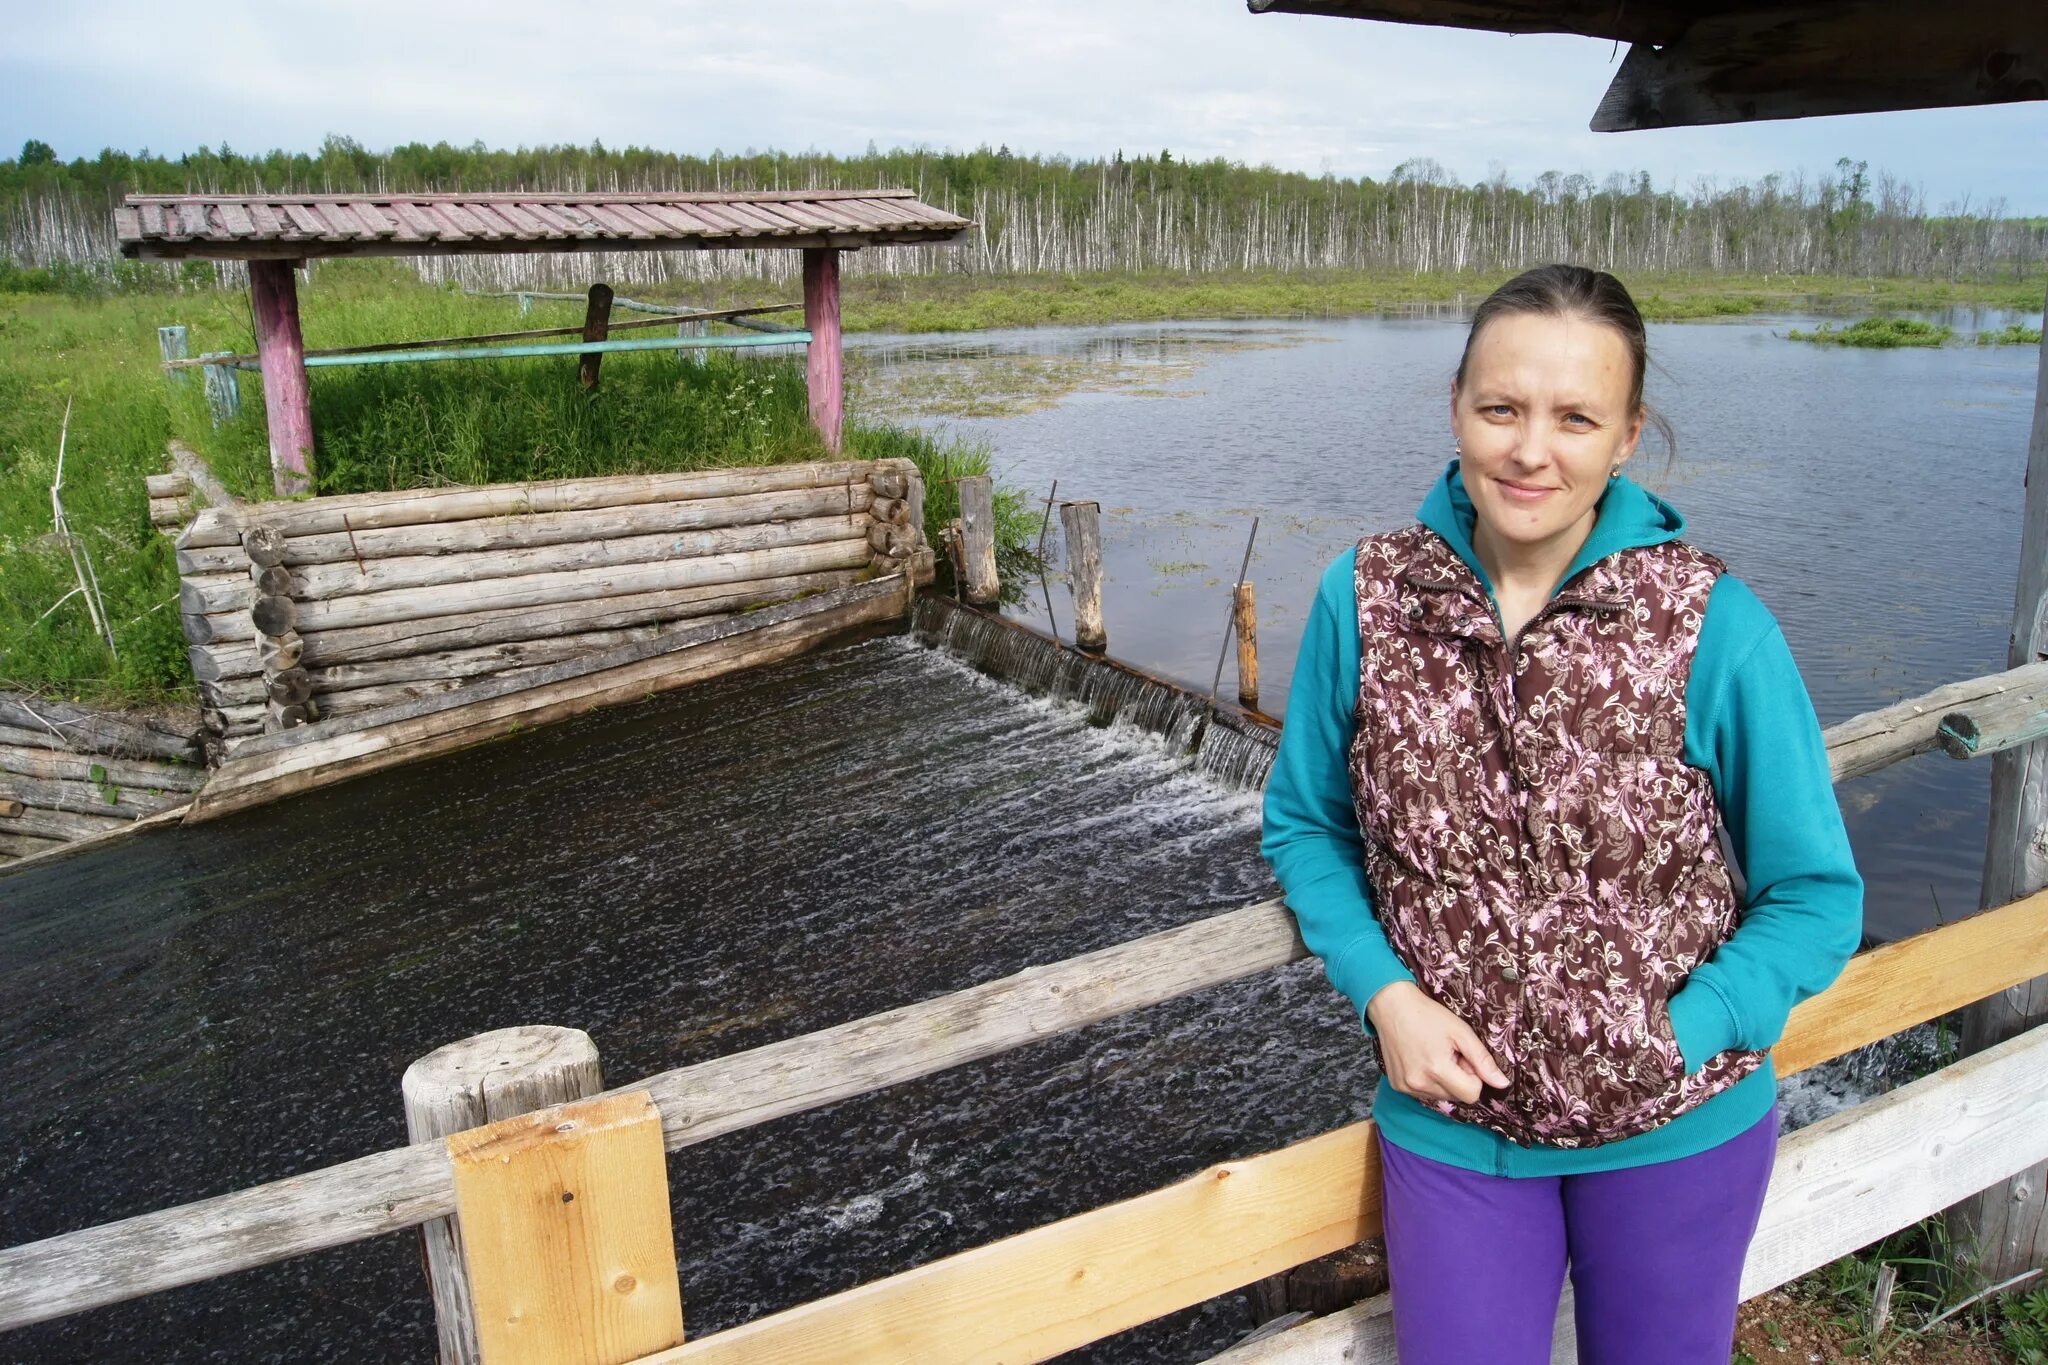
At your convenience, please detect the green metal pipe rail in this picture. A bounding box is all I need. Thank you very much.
[297,331,811,369]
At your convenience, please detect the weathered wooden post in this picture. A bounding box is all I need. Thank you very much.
[248,261,314,496]
[1059,500,1106,651]
[1235,580,1260,709]
[1952,286,2048,1283]
[958,475,1000,605]
[201,353,241,426]
[403,1025,608,1365]
[677,316,705,366]
[579,283,614,392]
[158,325,189,385]
[803,248,843,453]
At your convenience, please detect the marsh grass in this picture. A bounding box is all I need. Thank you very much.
[0,261,1033,701]
[1786,317,1956,347]
[1978,323,2045,347]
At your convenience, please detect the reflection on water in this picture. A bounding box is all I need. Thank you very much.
[854,310,2046,941]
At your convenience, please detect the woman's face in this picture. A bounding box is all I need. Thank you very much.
[1449,310,1645,561]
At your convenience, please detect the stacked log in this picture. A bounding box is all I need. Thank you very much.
[175,460,933,755]
[0,693,203,862]
[146,472,194,533]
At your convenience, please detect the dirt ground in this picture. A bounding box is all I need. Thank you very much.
[1735,1288,2013,1363]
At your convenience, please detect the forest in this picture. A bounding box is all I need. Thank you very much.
[5,136,2044,293]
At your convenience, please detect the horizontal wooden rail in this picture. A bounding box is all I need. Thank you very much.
[609,890,2048,1363]
[1201,1019,2048,1365]
[161,303,803,368]
[9,661,2048,1331]
[6,885,2048,1335]
[301,331,808,369]
[1827,659,2048,782]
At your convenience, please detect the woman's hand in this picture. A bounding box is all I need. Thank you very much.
[1366,982,1511,1105]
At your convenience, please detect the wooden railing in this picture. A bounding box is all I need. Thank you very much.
[7,661,2048,1359]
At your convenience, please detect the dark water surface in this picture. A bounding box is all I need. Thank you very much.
[1,635,1338,1363]
[856,308,2046,941]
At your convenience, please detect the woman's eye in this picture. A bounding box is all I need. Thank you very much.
[1564,412,1592,427]
[1486,404,1513,417]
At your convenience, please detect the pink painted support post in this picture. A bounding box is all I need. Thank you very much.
[249,259,315,496]
[803,248,843,453]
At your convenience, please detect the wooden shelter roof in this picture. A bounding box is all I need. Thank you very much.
[116,189,973,261]
[1249,0,2047,129]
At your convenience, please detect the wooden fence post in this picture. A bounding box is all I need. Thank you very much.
[959,475,1000,605]
[201,353,241,425]
[1059,500,1105,650]
[158,326,189,385]
[678,317,705,366]
[803,248,843,452]
[448,1089,684,1365]
[248,261,314,497]
[404,1025,606,1365]
[580,284,614,392]
[1952,283,2048,1283]
[1235,580,1260,709]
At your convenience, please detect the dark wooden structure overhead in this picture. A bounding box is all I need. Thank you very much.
[116,189,970,262]
[1249,0,2048,128]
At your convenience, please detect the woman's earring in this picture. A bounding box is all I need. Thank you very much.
[1608,466,1621,480]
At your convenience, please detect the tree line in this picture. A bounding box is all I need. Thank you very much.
[4,135,2043,290]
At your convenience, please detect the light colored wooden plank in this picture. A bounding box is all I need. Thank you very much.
[1200,1021,2048,1365]
[452,1091,683,1365]
[641,1124,1379,1365]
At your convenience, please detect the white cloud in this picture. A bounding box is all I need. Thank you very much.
[3,0,2042,211]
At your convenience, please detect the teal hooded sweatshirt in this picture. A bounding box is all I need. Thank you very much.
[1260,458,1865,1175]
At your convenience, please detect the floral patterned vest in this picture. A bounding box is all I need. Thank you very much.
[1347,524,1768,1148]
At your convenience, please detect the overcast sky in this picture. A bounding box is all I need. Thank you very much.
[7,0,2044,214]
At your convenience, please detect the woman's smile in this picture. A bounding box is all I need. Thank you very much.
[1496,477,1557,502]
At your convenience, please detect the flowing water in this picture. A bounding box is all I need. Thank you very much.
[2,307,2041,1362]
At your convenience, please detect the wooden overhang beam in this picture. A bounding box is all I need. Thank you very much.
[119,228,966,263]
[1593,0,2048,129]
[1249,0,2048,128]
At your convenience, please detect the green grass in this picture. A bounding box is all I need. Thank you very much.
[1978,323,2045,346]
[621,266,2048,333]
[0,262,1036,702]
[1785,317,1957,348]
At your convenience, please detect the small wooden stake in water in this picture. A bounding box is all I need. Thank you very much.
[1059,500,1106,651]
[1211,518,1260,701]
[1235,580,1260,709]
[404,1025,605,1365]
[959,475,1000,605]
[1036,480,1061,645]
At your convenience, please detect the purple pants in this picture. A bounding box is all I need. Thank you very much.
[1378,1103,1778,1364]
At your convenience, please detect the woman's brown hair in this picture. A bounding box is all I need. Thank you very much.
[1454,263,1676,464]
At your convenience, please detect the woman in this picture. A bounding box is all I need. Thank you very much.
[1260,264,1864,1364]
